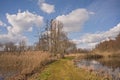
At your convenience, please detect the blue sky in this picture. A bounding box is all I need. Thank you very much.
[0,0,120,49]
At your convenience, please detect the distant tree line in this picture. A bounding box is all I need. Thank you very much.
[77,48,90,53]
[93,33,120,52]
[0,40,29,53]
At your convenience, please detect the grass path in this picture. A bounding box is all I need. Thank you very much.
[31,57,105,80]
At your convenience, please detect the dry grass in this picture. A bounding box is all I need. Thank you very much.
[93,50,120,58]
[0,51,51,79]
[65,53,85,58]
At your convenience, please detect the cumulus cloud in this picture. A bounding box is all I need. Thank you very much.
[73,23,120,49]
[0,34,27,44]
[56,9,91,32]
[38,0,55,14]
[0,20,6,27]
[0,10,44,44]
[6,10,44,34]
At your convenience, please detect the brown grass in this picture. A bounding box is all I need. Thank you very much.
[93,50,120,58]
[65,53,85,58]
[0,51,51,80]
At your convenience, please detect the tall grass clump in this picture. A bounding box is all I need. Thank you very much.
[0,51,51,79]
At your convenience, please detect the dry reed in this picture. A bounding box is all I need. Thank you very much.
[0,51,51,79]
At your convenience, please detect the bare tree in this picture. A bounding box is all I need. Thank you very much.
[36,19,77,57]
[18,40,27,53]
[4,42,17,52]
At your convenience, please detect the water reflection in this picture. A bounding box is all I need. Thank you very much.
[0,74,4,80]
[98,58,120,69]
[76,59,120,80]
[0,71,18,80]
[0,77,4,80]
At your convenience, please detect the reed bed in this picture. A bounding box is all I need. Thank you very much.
[0,51,51,79]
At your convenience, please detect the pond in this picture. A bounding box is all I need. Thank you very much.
[75,58,120,80]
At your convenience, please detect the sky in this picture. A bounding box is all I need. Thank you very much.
[0,0,120,49]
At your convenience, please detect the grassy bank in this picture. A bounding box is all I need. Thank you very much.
[0,51,52,80]
[30,57,105,80]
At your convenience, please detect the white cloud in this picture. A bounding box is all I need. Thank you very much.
[0,33,28,44]
[38,0,55,14]
[41,3,55,14]
[56,9,91,32]
[6,10,44,34]
[0,10,44,44]
[73,23,120,49]
[0,20,6,27]
[28,27,33,32]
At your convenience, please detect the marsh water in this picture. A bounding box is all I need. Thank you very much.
[76,57,120,80]
[0,70,18,80]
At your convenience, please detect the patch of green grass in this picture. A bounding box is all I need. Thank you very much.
[36,58,106,80]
